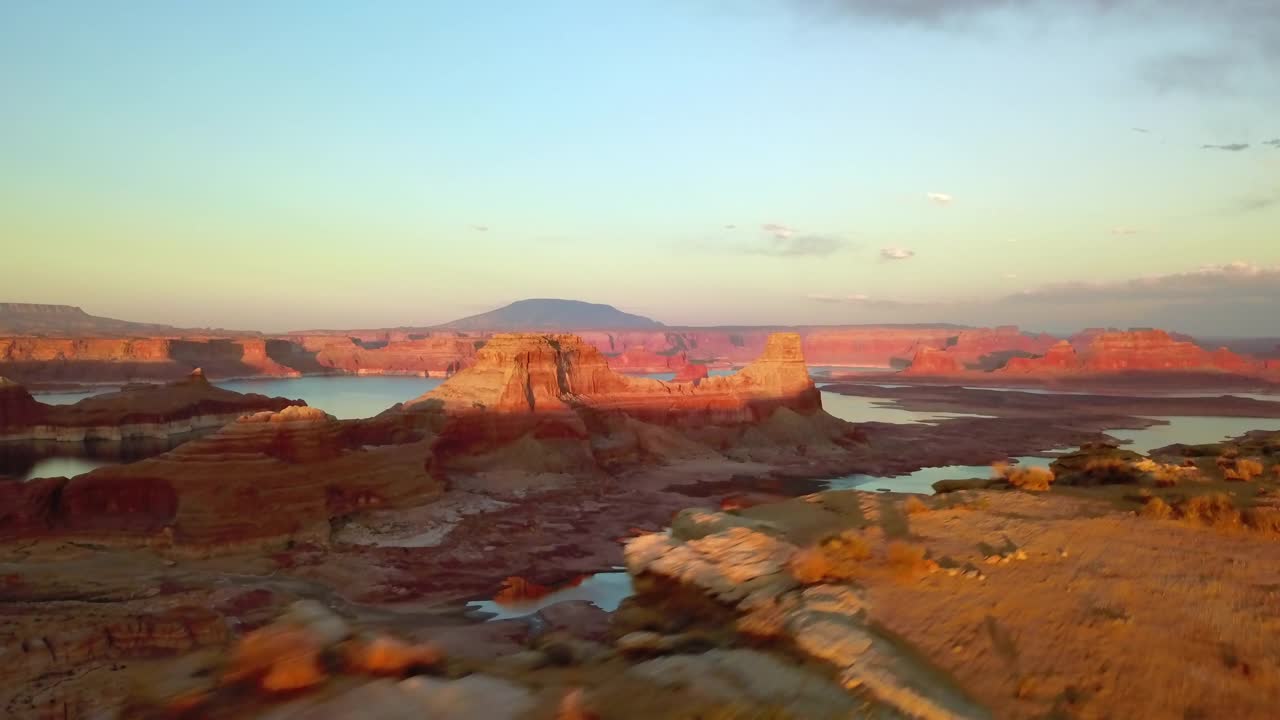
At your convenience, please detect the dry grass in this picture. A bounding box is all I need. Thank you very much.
[886,541,932,580]
[788,530,871,584]
[1242,507,1280,535]
[1176,493,1242,530]
[903,496,930,515]
[992,462,1055,492]
[1134,459,1196,487]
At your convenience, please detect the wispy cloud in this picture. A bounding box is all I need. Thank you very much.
[1229,191,1280,214]
[723,223,737,230]
[880,247,915,261]
[1002,262,1280,305]
[806,293,925,309]
[794,2,1280,97]
[762,223,795,239]
[1131,127,1151,134]
[1110,226,1142,236]
[1264,139,1280,148]
[470,224,489,232]
[926,192,953,206]
[761,234,846,257]
[1202,143,1250,152]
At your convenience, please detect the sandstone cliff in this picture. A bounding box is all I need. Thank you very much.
[0,406,442,549]
[407,332,855,475]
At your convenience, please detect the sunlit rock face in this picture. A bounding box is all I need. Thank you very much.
[406,332,851,475]
[999,330,1264,377]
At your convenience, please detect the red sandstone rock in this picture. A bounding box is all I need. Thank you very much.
[0,405,443,548]
[901,347,964,376]
[998,331,1262,377]
[606,347,690,374]
[408,332,855,475]
[673,363,709,383]
[0,370,300,442]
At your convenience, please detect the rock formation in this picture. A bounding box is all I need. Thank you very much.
[0,370,301,443]
[673,363,709,383]
[901,347,965,376]
[0,405,441,549]
[407,332,857,475]
[997,330,1262,378]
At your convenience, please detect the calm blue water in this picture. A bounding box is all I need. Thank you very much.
[215,376,444,419]
[467,571,633,621]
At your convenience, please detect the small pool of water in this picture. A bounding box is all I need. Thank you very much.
[466,571,634,621]
[825,454,1061,495]
[31,388,117,405]
[4,456,119,482]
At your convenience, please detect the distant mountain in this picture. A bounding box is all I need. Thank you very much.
[440,299,664,331]
[0,303,253,336]
[0,303,180,336]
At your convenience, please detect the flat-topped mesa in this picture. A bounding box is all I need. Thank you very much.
[408,332,842,474]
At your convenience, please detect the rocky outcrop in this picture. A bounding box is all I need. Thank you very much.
[998,331,1264,378]
[0,370,301,443]
[0,403,443,549]
[673,363,709,383]
[902,347,965,376]
[605,347,691,374]
[407,333,857,475]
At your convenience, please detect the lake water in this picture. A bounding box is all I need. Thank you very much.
[5,456,119,482]
[823,413,1280,495]
[820,391,988,425]
[215,376,444,419]
[466,571,633,621]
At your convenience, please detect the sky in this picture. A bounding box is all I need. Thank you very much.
[2,1,1278,334]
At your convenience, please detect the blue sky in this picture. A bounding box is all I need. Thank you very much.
[2,1,1278,333]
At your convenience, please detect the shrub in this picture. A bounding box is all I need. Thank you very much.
[1177,493,1241,529]
[1081,457,1143,484]
[886,542,932,580]
[993,462,1054,491]
[1242,507,1280,535]
[1139,496,1171,519]
[1217,456,1264,481]
[903,496,930,515]
[788,530,871,584]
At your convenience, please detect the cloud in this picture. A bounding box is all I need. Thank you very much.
[803,262,1280,335]
[723,223,737,229]
[1002,262,1280,305]
[1110,226,1142,236]
[1202,143,1250,152]
[1131,127,1151,134]
[926,192,953,205]
[1229,191,1280,214]
[796,2,1280,96]
[1140,51,1241,96]
[470,224,489,232]
[880,247,916,260]
[762,223,795,239]
[1264,139,1280,148]
[762,234,846,257]
[806,293,925,309]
